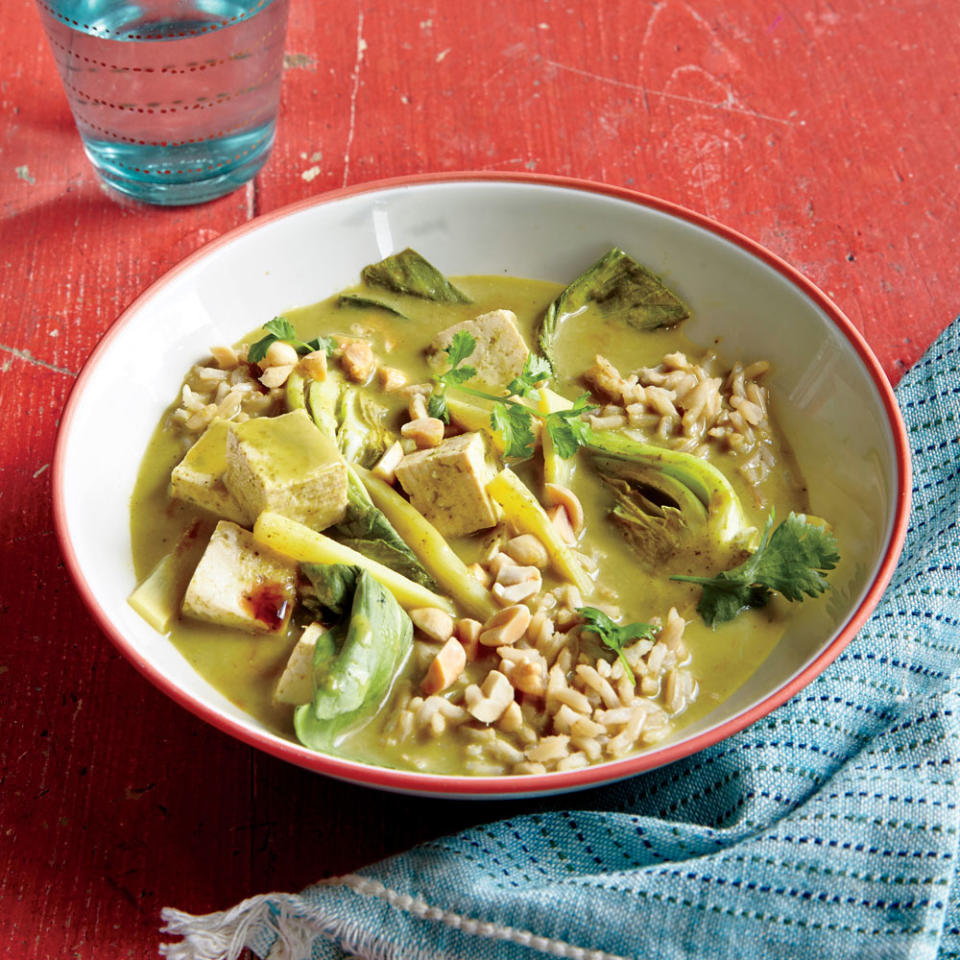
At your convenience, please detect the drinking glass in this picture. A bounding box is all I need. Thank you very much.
[36,0,290,205]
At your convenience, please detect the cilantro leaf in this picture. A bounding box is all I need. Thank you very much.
[304,335,337,357]
[435,331,477,387]
[491,401,536,460]
[671,512,840,627]
[577,606,659,685]
[264,316,297,340]
[438,365,477,386]
[505,354,552,398]
[445,331,476,369]
[246,334,277,364]
[428,392,450,423]
[544,393,598,458]
[247,317,336,364]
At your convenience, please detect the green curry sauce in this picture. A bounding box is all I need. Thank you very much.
[130,275,809,773]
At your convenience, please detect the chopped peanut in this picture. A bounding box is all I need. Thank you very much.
[340,340,376,382]
[421,637,467,695]
[408,393,429,421]
[300,350,328,381]
[259,363,295,388]
[544,483,584,534]
[456,618,483,660]
[492,579,541,605]
[378,366,408,391]
[495,564,540,587]
[409,607,455,643]
[467,563,492,588]
[465,670,514,723]
[503,534,549,569]
[547,504,577,546]
[497,700,524,734]
[400,417,445,449]
[511,659,547,697]
[478,604,531,647]
[261,340,300,369]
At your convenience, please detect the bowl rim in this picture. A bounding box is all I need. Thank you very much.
[52,171,912,797]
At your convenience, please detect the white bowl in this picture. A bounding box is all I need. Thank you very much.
[53,173,910,798]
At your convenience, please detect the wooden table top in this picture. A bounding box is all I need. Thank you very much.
[3,0,958,956]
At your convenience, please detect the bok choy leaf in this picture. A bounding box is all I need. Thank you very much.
[294,568,412,749]
[586,429,757,566]
[538,248,690,373]
[361,248,471,303]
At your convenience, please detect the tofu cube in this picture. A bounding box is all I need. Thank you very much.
[224,408,348,530]
[395,432,499,537]
[170,420,253,525]
[182,521,298,634]
[274,622,324,705]
[428,309,529,389]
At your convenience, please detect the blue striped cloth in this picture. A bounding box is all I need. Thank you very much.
[161,320,960,960]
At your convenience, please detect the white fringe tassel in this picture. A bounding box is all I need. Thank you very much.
[160,876,636,960]
[160,893,316,960]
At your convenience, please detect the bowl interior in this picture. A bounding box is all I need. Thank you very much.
[56,178,906,796]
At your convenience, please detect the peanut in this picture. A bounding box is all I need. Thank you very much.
[409,607,455,643]
[421,637,467,695]
[478,605,531,647]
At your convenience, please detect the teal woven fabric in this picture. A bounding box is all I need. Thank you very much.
[162,320,960,960]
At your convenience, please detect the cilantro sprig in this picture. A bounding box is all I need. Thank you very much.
[246,317,337,364]
[430,332,598,460]
[576,606,660,685]
[671,512,840,627]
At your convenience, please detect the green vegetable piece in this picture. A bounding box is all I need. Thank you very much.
[586,430,756,553]
[577,607,659,685]
[307,375,341,440]
[285,370,307,412]
[427,392,449,423]
[294,569,413,748]
[671,512,840,627]
[591,455,709,569]
[300,562,361,619]
[538,248,690,371]
[336,386,396,468]
[335,471,438,589]
[338,293,410,320]
[361,248,471,303]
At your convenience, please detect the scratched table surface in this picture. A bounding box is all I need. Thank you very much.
[3,0,959,956]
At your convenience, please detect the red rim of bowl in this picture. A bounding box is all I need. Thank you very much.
[52,171,912,797]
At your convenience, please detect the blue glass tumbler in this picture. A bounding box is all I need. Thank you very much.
[36,0,290,205]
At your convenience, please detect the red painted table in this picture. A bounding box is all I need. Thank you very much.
[2,1,957,956]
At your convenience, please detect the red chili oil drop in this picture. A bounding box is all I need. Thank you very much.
[243,581,290,630]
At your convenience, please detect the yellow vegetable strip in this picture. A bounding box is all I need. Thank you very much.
[486,468,593,596]
[128,552,181,633]
[253,511,456,615]
[446,397,543,455]
[537,387,575,488]
[446,397,504,453]
[354,466,499,622]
